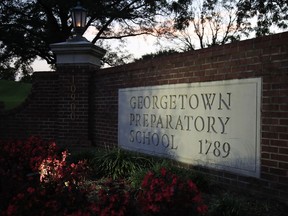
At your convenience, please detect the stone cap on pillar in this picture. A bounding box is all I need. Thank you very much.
[50,40,106,68]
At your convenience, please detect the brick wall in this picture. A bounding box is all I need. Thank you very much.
[0,65,98,148]
[0,72,58,140]
[93,32,288,202]
[55,65,96,147]
[0,32,287,202]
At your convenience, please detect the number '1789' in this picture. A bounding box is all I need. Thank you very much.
[199,139,231,158]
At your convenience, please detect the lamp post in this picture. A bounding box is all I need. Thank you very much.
[49,1,106,149]
[70,1,87,41]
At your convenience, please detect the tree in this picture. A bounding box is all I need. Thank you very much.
[0,41,33,81]
[154,0,253,51]
[134,49,179,62]
[236,0,288,37]
[0,0,193,79]
[193,0,252,48]
[146,0,287,52]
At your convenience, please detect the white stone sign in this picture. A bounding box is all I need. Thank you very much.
[118,78,261,177]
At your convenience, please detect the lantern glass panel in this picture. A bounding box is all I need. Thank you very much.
[71,5,87,28]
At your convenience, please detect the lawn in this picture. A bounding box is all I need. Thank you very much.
[0,80,32,110]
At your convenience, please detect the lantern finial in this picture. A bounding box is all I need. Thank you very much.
[70,1,87,41]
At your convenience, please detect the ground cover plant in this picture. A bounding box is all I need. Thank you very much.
[0,136,287,215]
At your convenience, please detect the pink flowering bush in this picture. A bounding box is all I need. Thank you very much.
[0,136,91,215]
[0,136,134,216]
[2,183,89,216]
[137,167,208,216]
[0,136,55,180]
[0,136,208,216]
[38,150,88,186]
[0,136,56,209]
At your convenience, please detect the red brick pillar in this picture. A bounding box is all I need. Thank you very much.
[50,41,106,148]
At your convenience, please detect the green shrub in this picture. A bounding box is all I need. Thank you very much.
[90,148,154,180]
[209,193,244,216]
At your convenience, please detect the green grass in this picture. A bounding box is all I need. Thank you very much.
[0,80,32,110]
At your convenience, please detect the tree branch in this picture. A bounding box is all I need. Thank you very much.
[98,31,156,40]
[91,0,149,44]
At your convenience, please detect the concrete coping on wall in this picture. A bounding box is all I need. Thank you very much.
[50,40,106,67]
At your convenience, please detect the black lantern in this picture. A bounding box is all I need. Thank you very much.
[71,1,87,39]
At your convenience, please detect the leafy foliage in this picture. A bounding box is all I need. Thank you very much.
[134,49,179,61]
[0,136,59,211]
[0,0,194,78]
[209,193,244,216]
[143,0,287,53]
[0,136,129,215]
[158,0,254,51]
[1,136,287,215]
[236,0,288,37]
[1,0,287,78]
[84,179,132,216]
[0,137,209,216]
[91,148,154,180]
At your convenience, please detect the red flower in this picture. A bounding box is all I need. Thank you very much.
[6,204,17,216]
[161,167,167,176]
[16,193,25,200]
[138,167,207,215]
[27,187,35,194]
[141,171,153,188]
[172,175,178,185]
[148,204,160,212]
[193,194,203,203]
[187,179,198,192]
[155,193,163,201]
[89,203,100,214]
[197,204,208,214]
